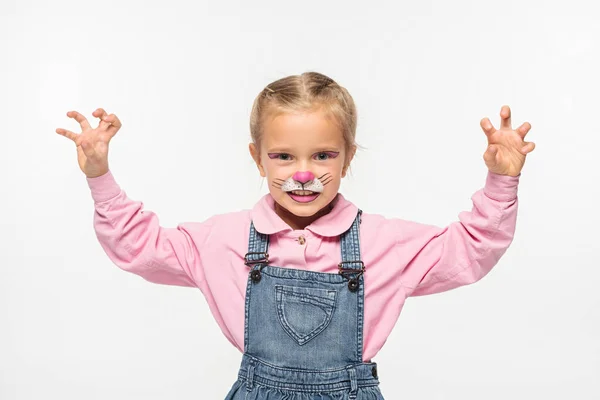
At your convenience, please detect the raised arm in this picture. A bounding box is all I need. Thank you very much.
[397,171,519,296]
[87,170,210,287]
[57,109,209,287]
[398,105,535,296]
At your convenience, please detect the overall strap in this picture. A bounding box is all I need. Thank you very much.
[246,221,269,261]
[244,222,270,283]
[338,209,365,362]
[340,210,363,268]
[338,210,365,293]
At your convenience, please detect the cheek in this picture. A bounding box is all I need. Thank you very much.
[264,165,297,186]
[265,165,295,180]
[327,161,344,178]
[317,163,343,184]
[322,166,343,189]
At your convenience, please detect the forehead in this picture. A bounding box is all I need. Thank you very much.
[262,108,344,149]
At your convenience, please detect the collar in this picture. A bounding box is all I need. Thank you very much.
[250,193,359,237]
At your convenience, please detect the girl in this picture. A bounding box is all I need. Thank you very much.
[56,71,535,399]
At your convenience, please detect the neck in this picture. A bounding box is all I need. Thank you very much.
[274,199,335,230]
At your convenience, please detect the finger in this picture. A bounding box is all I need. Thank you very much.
[500,105,512,130]
[103,113,122,137]
[480,117,497,137]
[55,128,80,143]
[520,141,535,154]
[517,121,532,139]
[66,111,91,131]
[92,108,106,118]
[93,108,112,130]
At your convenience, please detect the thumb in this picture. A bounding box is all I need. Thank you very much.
[483,145,498,165]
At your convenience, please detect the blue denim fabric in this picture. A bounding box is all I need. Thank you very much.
[225,211,385,399]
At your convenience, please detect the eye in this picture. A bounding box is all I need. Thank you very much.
[268,153,293,161]
[314,152,339,161]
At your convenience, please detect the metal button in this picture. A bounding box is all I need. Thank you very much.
[372,366,378,378]
[348,278,359,292]
[250,269,261,283]
[297,235,306,245]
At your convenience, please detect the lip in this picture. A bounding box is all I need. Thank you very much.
[287,192,320,203]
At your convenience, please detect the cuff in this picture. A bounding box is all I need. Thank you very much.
[483,171,520,202]
[86,170,122,203]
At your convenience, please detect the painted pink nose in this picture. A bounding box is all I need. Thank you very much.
[293,171,315,184]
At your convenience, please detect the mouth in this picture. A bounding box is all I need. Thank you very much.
[287,190,320,203]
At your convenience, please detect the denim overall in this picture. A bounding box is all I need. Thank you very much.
[224,210,384,399]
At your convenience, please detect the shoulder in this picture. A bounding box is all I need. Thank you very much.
[359,210,438,245]
[358,211,399,238]
[206,209,252,226]
[178,209,253,244]
[358,210,404,231]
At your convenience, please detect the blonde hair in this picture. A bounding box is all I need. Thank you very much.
[249,71,359,169]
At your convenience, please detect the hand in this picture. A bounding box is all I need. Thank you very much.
[480,105,535,177]
[56,108,122,178]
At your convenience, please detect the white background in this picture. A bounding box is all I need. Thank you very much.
[1,0,599,399]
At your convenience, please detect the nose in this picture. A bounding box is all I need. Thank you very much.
[293,171,315,184]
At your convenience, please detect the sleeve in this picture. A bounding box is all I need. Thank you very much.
[396,171,520,297]
[86,170,212,287]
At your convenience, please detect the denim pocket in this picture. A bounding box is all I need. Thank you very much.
[275,285,337,346]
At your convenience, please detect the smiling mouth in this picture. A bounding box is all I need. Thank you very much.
[287,191,320,203]
[290,190,317,195]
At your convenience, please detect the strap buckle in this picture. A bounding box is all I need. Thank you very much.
[338,261,365,292]
[337,260,365,276]
[244,252,269,267]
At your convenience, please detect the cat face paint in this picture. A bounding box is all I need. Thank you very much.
[272,172,333,203]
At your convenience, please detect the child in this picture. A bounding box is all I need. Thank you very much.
[56,71,535,399]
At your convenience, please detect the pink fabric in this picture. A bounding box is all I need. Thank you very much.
[87,170,520,362]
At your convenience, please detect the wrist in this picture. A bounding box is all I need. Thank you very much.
[85,165,109,179]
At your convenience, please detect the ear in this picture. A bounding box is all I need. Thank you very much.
[341,145,357,178]
[249,143,266,177]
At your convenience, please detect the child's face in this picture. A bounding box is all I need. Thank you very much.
[250,108,354,220]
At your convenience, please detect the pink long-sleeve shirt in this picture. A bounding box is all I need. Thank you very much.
[87,170,519,362]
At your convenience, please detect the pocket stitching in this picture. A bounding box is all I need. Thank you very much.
[275,285,337,346]
[278,288,336,308]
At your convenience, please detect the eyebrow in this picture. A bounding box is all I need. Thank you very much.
[266,146,342,153]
